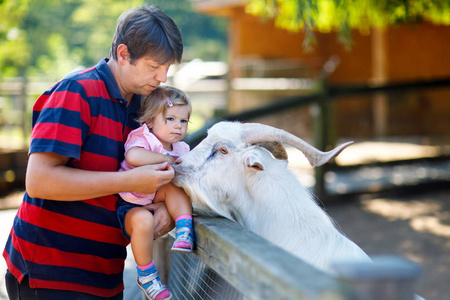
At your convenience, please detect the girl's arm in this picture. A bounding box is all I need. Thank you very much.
[125,146,174,167]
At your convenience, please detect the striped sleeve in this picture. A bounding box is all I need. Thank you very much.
[30,79,91,160]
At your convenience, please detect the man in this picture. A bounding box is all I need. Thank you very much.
[3,5,183,299]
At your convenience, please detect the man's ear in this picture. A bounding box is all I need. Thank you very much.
[116,44,130,65]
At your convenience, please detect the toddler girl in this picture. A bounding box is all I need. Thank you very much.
[117,85,194,300]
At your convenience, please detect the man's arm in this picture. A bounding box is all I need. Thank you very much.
[26,152,175,201]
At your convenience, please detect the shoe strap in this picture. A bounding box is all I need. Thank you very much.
[140,271,169,299]
[177,227,192,233]
[139,270,160,285]
[175,229,193,246]
[148,280,166,298]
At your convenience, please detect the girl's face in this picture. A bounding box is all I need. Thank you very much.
[147,105,190,151]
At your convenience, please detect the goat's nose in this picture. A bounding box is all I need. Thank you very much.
[174,158,182,165]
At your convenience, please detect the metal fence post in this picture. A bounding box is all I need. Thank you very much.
[333,256,423,300]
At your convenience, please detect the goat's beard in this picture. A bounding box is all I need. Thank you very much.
[174,170,246,224]
[173,179,220,217]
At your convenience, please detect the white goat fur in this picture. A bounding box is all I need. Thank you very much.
[173,121,371,274]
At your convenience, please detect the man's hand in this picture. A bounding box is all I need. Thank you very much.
[127,162,174,195]
[144,201,175,237]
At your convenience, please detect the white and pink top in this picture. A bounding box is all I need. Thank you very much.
[119,124,190,205]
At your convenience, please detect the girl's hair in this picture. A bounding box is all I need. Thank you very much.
[137,86,192,124]
[110,5,183,65]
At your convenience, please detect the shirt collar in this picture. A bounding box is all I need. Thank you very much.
[95,58,124,101]
[95,58,143,112]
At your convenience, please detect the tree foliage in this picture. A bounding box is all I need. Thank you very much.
[0,0,227,80]
[0,0,144,78]
[246,0,450,48]
[0,0,31,74]
[154,0,228,61]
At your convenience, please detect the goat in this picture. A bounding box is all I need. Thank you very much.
[173,121,371,274]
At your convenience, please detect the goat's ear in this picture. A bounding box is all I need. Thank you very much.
[245,155,265,171]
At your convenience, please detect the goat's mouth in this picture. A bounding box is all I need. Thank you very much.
[172,165,185,176]
[172,164,195,177]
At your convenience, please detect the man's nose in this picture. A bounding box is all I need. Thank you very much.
[155,66,169,83]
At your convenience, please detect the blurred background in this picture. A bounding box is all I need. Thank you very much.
[1,0,449,299]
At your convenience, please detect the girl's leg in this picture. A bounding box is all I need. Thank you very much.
[154,183,194,253]
[154,183,192,218]
[125,207,171,300]
[125,207,155,266]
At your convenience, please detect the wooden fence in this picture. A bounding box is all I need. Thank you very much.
[154,217,422,300]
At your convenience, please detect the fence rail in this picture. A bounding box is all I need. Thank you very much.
[156,217,422,300]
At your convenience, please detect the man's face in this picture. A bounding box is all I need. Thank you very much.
[120,55,172,99]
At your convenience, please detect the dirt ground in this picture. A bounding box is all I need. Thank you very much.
[325,188,450,300]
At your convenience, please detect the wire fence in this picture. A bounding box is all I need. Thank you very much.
[169,252,247,300]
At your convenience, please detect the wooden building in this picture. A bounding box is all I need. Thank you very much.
[192,0,450,141]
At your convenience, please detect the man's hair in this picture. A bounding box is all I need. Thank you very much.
[110,5,183,64]
[137,86,192,125]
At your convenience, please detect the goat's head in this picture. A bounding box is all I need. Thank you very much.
[173,121,352,220]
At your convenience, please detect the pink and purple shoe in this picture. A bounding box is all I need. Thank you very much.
[171,227,194,253]
[137,270,171,300]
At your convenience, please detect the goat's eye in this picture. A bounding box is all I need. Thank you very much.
[220,148,228,154]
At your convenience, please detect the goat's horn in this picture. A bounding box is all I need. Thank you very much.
[241,123,353,167]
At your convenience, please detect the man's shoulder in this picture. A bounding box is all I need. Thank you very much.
[60,65,112,99]
[45,65,100,93]
[42,59,120,106]
[60,65,99,83]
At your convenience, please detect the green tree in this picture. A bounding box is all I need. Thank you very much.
[246,0,450,49]
[0,0,142,79]
[0,0,31,76]
[152,0,228,61]
[0,0,227,148]
[0,0,227,80]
